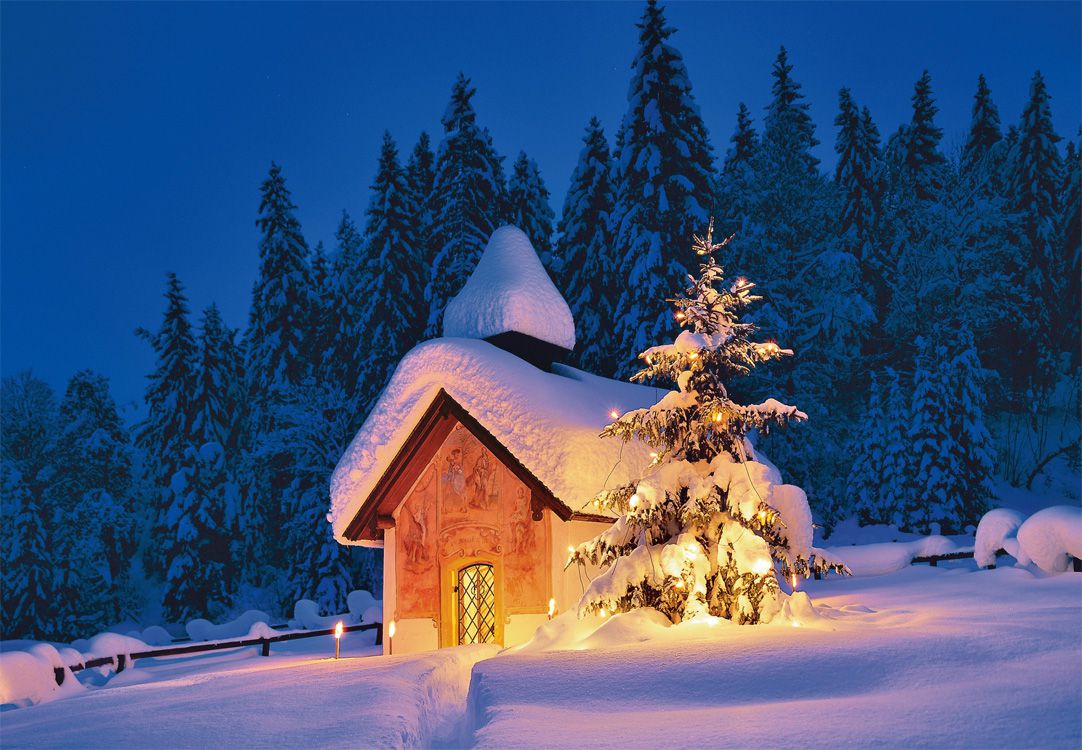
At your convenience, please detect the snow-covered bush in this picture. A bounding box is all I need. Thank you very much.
[186,610,270,642]
[0,643,81,708]
[974,508,1025,567]
[1015,506,1082,573]
[570,222,845,626]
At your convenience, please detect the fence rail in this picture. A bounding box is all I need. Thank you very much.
[54,621,383,686]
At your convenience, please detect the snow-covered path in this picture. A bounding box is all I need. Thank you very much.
[467,565,1082,749]
[1,639,496,749]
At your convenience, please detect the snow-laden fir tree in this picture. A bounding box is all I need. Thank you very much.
[834,89,885,311]
[556,117,617,375]
[1,372,59,640]
[306,241,336,369]
[507,151,555,268]
[1,460,53,640]
[901,71,947,202]
[1060,138,1081,368]
[425,74,508,337]
[961,74,1003,178]
[162,442,237,622]
[716,102,758,249]
[1006,71,1063,385]
[324,210,368,403]
[609,0,715,375]
[359,132,425,399]
[137,273,198,574]
[847,369,912,527]
[405,131,436,269]
[570,222,844,625]
[265,378,372,614]
[902,327,992,533]
[53,371,137,631]
[245,162,313,408]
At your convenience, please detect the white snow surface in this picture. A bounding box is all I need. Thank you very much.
[186,609,270,642]
[974,508,1025,567]
[3,566,1080,748]
[1015,505,1082,572]
[330,338,660,541]
[467,566,1082,749]
[824,535,964,577]
[443,225,575,350]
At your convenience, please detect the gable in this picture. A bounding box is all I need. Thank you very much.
[342,389,593,543]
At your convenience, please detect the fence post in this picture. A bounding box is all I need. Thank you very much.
[375,622,383,646]
[1072,556,1082,573]
[116,654,127,673]
[261,638,270,657]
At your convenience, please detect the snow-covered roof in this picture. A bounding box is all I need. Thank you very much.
[442,225,576,350]
[329,338,660,545]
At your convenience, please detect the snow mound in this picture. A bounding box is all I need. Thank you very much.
[347,590,377,621]
[186,610,270,642]
[974,508,1025,567]
[330,338,658,542]
[442,225,575,350]
[1015,505,1082,573]
[826,535,963,577]
[289,600,345,630]
[361,605,383,625]
[0,643,83,708]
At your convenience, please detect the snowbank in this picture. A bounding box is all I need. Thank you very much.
[330,338,659,542]
[0,643,83,708]
[186,610,270,641]
[1015,505,1082,573]
[974,508,1025,567]
[443,225,575,350]
[826,535,963,577]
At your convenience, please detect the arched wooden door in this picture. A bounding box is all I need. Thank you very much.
[456,562,497,645]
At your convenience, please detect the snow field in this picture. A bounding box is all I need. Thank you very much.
[465,565,1082,749]
[0,638,497,749]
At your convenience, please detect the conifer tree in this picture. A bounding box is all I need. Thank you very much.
[267,379,360,614]
[162,442,236,622]
[556,117,617,375]
[507,151,555,266]
[138,273,198,573]
[425,74,508,336]
[406,131,436,269]
[245,162,313,410]
[609,0,716,373]
[762,47,819,174]
[902,71,946,202]
[570,222,842,625]
[1,372,57,639]
[1060,139,1081,366]
[54,371,137,629]
[191,305,240,451]
[961,74,1002,176]
[848,369,911,526]
[360,132,425,398]
[1006,71,1063,381]
[325,210,368,399]
[1,461,53,639]
[717,103,758,249]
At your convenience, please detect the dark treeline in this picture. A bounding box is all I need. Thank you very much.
[3,0,1078,641]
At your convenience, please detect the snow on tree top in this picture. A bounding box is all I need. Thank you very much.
[442,225,576,350]
[329,338,656,544]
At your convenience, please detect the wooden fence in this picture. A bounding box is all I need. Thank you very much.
[54,621,383,686]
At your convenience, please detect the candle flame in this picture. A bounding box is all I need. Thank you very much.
[334,621,344,639]
[548,598,556,618]
[388,620,396,639]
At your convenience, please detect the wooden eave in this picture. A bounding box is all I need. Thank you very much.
[342,388,589,543]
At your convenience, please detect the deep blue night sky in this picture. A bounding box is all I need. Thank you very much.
[2,1,1079,413]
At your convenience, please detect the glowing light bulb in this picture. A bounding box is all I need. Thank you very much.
[568,545,576,555]
[629,493,640,509]
[609,408,620,420]
[688,351,699,360]
[675,311,686,321]
[752,558,772,575]
[674,579,685,589]
[712,412,723,423]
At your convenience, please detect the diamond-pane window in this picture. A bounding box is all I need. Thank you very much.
[457,563,496,645]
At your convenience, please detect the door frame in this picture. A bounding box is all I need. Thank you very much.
[440,555,504,647]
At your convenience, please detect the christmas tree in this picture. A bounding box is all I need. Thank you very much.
[569,221,844,625]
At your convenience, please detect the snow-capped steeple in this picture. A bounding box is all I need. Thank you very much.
[443,226,575,365]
